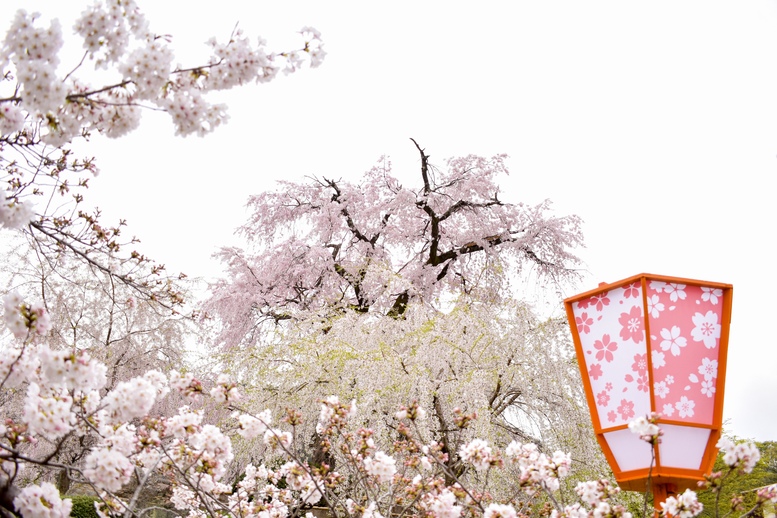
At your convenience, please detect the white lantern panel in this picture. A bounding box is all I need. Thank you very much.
[658,424,711,469]
[604,428,654,472]
[572,281,650,428]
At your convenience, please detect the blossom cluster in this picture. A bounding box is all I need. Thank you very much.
[505,440,571,493]
[3,290,50,339]
[0,2,324,145]
[628,413,663,445]
[363,451,397,483]
[13,482,72,518]
[717,437,761,473]
[660,489,703,518]
[0,190,35,230]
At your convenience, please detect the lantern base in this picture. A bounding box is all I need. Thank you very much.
[652,482,678,513]
[616,474,701,494]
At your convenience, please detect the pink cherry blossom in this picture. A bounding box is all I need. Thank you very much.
[577,298,592,310]
[596,390,610,407]
[616,399,635,421]
[578,293,610,311]
[589,363,603,380]
[618,305,644,343]
[576,312,593,334]
[593,334,618,363]
[631,353,648,376]
[621,283,640,299]
[590,293,611,311]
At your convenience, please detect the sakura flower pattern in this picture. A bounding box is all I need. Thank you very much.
[576,312,593,334]
[701,287,723,305]
[650,281,687,302]
[572,284,650,428]
[570,277,728,429]
[691,311,721,349]
[701,380,715,398]
[618,306,644,343]
[593,335,618,363]
[647,294,665,318]
[660,326,687,357]
[622,283,640,299]
[651,349,666,369]
[631,354,648,376]
[579,293,611,311]
[647,282,726,425]
[698,358,718,381]
[676,396,695,418]
[654,381,669,399]
[617,399,635,420]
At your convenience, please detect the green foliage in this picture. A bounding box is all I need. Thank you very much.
[66,495,100,518]
[697,441,777,518]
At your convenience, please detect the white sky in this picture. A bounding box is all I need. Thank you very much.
[6,1,777,441]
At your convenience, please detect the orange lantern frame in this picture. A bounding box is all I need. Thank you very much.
[564,274,732,500]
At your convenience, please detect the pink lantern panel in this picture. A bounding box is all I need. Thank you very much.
[645,281,724,426]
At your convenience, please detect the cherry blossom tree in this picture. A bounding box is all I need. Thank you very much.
[201,140,593,483]
[206,139,584,350]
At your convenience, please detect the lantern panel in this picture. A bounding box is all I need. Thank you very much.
[658,424,711,469]
[646,281,724,425]
[604,428,653,472]
[571,282,650,428]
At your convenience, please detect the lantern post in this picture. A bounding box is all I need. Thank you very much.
[564,274,733,511]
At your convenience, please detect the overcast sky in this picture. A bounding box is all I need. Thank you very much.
[6,1,777,441]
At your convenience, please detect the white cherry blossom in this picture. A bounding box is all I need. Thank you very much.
[660,326,687,356]
[13,482,71,518]
[691,311,721,349]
